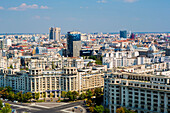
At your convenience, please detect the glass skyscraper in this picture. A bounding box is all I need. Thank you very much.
[120,30,127,38]
[67,31,81,57]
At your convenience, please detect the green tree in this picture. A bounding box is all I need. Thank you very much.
[5,86,12,92]
[86,99,92,106]
[66,91,73,101]
[0,103,12,113]
[86,90,93,99]
[61,91,67,100]
[26,92,32,102]
[94,88,102,96]
[8,91,15,102]
[89,106,94,112]
[72,91,79,101]
[16,92,23,102]
[0,100,3,109]
[50,93,54,102]
[94,105,104,113]
[79,93,86,100]
[116,107,125,113]
[104,108,110,113]
[10,65,13,69]
[35,92,40,101]
[42,92,46,102]
[52,61,55,69]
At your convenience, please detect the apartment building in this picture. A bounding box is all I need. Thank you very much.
[104,72,170,113]
[0,65,106,98]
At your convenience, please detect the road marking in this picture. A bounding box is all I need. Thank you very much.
[30,104,50,109]
[61,105,86,113]
[10,104,40,111]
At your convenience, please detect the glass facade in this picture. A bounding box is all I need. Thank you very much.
[120,30,127,38]
[67,32,81,57]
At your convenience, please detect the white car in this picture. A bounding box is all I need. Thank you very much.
[14,101,18,103]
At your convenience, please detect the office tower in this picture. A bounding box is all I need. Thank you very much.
[67,31,81,57]
[120,30,127,38]
[49,27,61,41]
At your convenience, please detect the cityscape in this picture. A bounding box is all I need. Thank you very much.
[0,0,170,113]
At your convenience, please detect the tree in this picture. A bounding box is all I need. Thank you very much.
[86,90,93,99]
[116,107,136,113]
[35,92,40,101]
[0,100,3,109]
[10,65,13,69]
[67,91,73,101]
[16,92,23,102]
[50,93,54,102]
[1,103,12,113]
[94,88,102,96]
[72,91,79,101]
[104,108,110,113]
[94,105,104,113]
[86,99,92,106]
[8,91,15,102]
[61,91,67,100]
[5,86,12,92]
[26,92,32,102]
[79,93,86,100]
[89,106,94,112]
[52,61,55,69]
[42,92,46,102]
[116,107,125,113]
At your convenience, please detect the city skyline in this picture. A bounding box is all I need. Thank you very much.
[0,0,170,33]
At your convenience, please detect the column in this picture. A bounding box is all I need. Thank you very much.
[69,77,71,91]
[38,78,40,92]
[34,78,37,92]
[164,93,167,113]
[158,92,160,112]
[151,91,153,111]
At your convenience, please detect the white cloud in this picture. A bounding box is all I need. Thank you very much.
[0,6,4,10]
[80,6,89,9]
[40,6,49,9]
[32,16,51,20]
[8,3,49,11]
[44,16,51,20]
[124,0,138,3]
[97,0,107,3]
[32,15,41,19]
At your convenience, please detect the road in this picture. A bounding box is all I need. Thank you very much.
[3,100,86,113]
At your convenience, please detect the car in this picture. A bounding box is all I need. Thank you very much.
[4,99,8,101]
[74,107,78,109]
[11,109,17,113]
[13,101,18,103]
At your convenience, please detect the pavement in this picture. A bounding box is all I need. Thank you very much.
[3,100,87,113]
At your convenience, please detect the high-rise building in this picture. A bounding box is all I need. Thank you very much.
[130,33,135,39]
[120,30,127,38]
[49,27,61,41]
[0,39,4,50]
[67,31,81,57]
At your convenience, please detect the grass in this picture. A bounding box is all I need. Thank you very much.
[36,100,45,102]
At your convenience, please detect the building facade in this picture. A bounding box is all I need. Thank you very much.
[67,31,81,57]
[104,72,170,113]
[49,27,61,41]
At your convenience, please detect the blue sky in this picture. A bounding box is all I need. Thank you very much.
[0,0,170,33]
